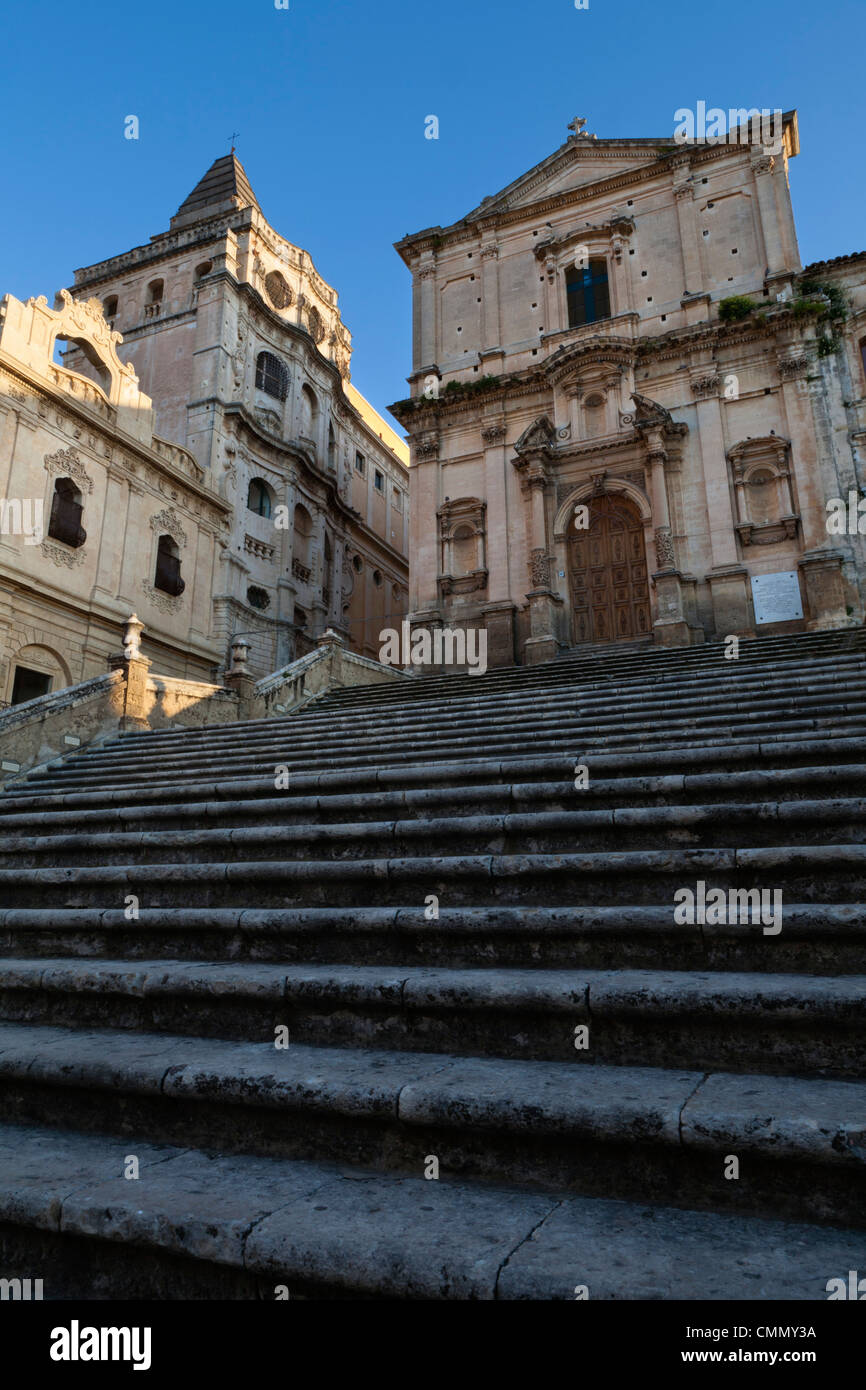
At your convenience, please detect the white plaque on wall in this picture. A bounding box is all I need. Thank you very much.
[751,570,804,625]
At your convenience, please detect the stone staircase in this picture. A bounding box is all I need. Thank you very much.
[0,628,864,1299]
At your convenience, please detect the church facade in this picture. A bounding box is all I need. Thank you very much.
[63,153,409,677]
[390,112,866,666]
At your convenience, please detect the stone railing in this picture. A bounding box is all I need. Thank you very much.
[0,618,413,787]
[234,628,413,719]
[0,669,127,788]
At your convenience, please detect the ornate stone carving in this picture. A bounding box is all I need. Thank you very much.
[415,437,439,459]
[43,446,94,494]
[149,507,187,547]
[691,374,721,400]
[529,548,551,588]
[41,539,85,568]
[481,423,506,443]
[480,244,499,260]
[141,580,183,613]
[778,354,809,381]
[654,527,675,569]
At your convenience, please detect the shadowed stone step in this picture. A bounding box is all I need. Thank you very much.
[0,958,862,1075]
[0,1121,861,1299]
[0,1024,863,1225]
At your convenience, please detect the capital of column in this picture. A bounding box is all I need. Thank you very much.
[691,373,722,400]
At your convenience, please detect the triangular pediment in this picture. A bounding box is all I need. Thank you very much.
[466,137,667,219]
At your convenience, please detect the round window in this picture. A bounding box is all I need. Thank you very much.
[247,585,270,611]
[265,271,293,310]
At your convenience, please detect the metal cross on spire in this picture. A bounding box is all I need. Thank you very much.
[228,131,241,153]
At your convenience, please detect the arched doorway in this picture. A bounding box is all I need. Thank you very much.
[568,493,651,643]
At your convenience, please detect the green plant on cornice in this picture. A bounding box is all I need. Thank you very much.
[718,295,757,324]
[442,374,501,397]
[797,277,848,357]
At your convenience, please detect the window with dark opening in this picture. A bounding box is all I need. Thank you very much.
[566,259,611,328]
[247,478,274,518]
[154,534,185,596]
[255,351,289,401]
[48,477,86,548]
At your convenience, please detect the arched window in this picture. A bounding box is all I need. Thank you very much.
[307,306,324,343]
[195,261,213,280]
[247,477,274,518]
[292,503,313,578]
[48,477,86,549]
[566,259,610,328]
[300,385,318,439]
[327,422,336,471]
[102,295,118,324]
[147,279,163,303]
[255,351,289,401]
[154,534,185,596]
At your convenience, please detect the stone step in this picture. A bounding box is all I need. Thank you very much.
[1,902,862,973]
[2,740,862,816]
[0,844,863,909]
[0,958,862,1076]
[76,662,866,757]
[41,676,866,765]
[0,764,861,837]
[2,798,864,867]
[23,714,866,794]
[0,1120,859,1299]
[0,1023,863,1226]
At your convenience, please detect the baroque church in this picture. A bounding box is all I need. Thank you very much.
[390,111,866,666]
[0,153,408,704]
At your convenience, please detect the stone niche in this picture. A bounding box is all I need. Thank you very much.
[729,435,800,547]
[437,497,488,599]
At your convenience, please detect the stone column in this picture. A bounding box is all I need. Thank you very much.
[311,508,328,634]
[692,372,753,634]
[480,244,501,353]
[776,349,823,548]
[521,467,560,665]
[646,436,692,646]
[751,151,788,286]
[417,264,437,370]
[672,168,703,297]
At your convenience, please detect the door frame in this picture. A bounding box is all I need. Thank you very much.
[552,478,657,645]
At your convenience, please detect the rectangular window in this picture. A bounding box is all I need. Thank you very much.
[566,259,611,328]
[355,452,366,474]
[374,470,384,491]
[392,488,403,511]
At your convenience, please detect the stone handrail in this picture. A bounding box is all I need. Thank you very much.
[0,621,414,786]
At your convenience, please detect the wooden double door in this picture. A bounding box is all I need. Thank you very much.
[568,494,651,643]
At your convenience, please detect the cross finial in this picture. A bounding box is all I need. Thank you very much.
[568,116,588,137]
[228,131,240,153]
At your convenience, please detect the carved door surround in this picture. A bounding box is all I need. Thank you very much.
[565,487,652,644]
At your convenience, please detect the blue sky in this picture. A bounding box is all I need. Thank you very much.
[1,0,863,429]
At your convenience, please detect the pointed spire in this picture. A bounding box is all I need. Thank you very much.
[170,153,262,230]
